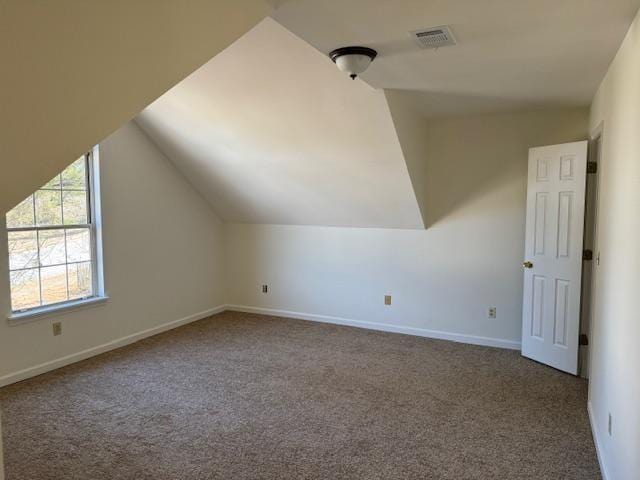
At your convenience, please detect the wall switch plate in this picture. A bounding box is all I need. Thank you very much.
[52,322,62,336]
[262,285,268,294]
[488,307,497,319]
[384,295,392,306]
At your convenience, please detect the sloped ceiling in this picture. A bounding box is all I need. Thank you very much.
[137,18,425,229]
[272,0,640,117]
[0,0,271,214]
[134,0,640,229]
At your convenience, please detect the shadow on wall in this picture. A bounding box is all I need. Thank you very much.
[423,125,525,228]
[418,103,590,227]
[425,163,523,228]
[387,88,552,122]
[383,88,585,229]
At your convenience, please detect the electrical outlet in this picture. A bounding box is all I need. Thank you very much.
[384,295,392,306]
[262,285,268,294]
[608,413,612,436]
[52,322,62,336]
[488,307,497,319]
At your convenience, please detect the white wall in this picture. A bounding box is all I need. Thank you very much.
[225,108,588,347]
[588,8,640,480]
[0,121,226,384]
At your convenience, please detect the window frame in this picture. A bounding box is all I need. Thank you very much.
[5,146,106,320]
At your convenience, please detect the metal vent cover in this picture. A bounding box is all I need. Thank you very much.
[410,25,456,49]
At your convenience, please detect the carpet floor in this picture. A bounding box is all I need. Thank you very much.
[1,311,600,479]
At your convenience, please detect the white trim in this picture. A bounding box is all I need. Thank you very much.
[0,304,522,388]
[5,148,104,315]
[0,305,225,388]
[226,305,522,350]
[588,401,610,480]
[90,145,106,298]
[7,295,109,324]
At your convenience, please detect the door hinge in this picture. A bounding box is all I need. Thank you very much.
[587,161,598,174]
[579,334,589,346]
[583,249,593,261]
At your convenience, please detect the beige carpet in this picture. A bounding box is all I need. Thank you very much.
[0,311,600,479]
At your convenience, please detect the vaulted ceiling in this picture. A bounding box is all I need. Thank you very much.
[137,18,427,229]
[4,0,639,230]
[137,1,639,229]
[0,0,271,214]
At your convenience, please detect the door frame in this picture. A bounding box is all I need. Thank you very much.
[581,122,604,378]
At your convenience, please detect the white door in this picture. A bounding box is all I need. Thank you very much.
[522,141,588,374]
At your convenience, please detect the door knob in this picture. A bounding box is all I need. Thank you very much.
[523,261,533,269]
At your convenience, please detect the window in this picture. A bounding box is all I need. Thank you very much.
[6,148,103,314]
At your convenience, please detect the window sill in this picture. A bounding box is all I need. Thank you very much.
[7,296,109,325]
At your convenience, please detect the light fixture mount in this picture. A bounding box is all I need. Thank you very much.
[329,46,378,80]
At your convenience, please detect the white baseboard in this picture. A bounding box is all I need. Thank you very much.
[0,305,225,388]
[0,304,520,388]
[588,401,610,480]
[226,305,521,350]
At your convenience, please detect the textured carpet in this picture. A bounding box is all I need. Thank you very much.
[1,311,600,479]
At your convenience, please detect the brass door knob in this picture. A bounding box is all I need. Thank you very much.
[523,261,533,269]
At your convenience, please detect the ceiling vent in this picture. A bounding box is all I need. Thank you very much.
[410,25,456,49]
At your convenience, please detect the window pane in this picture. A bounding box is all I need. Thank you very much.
[61,157,86,190]
[8,231,39,270]
[35,190,62,226]
[6,195,35,228]
[39,230,66,266]
[68,262,93,300]
[66,228,91,263]
[42,174,62,190]
[41,265,68,305]
[62,190,88,225]
[7,151,98,313]
[10,269,41,310]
